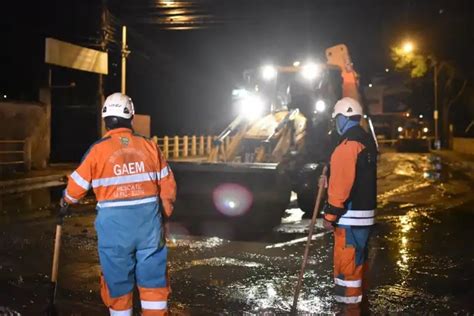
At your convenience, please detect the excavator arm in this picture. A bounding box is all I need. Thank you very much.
[325,44,361,102]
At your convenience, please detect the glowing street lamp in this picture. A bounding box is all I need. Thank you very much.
[402,41,414,54]
[394,38,440,148]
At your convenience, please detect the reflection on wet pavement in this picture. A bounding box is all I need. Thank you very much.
[226,268,334,313]
[168,236,227,250]
[1,152,474,314]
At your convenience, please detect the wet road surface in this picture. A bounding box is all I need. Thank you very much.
[0,152,473,315]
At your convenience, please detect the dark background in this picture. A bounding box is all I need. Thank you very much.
[1,0,473,160]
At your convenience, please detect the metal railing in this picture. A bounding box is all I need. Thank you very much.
[152,135,233,160]
[377,137,434,151]
[377,139,398,147]
[0,139,32,171]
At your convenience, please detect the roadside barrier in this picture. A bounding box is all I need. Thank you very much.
[453,137,474,155]
[0,139,32,171]
[152,135,232,159]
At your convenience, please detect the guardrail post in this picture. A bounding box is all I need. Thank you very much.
[173,136,179,159]
[163,136,169,159]
[191,135,197,156]
[199,136,205,156]
[213,136,219,151]
[24,138,32,171]
[183,136,189,157]
[207,136,212,154]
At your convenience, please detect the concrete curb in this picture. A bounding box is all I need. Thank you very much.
[0,173,69,195]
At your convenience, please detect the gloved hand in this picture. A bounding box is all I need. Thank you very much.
[323,213,337,231]
[162,200,174,218]
[323,218,335,231]
[58,198,71,218]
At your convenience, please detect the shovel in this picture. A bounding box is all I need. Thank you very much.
[45,209,66,316]
[291,165,328,314]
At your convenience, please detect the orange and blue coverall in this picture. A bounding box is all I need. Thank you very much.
[324,124,377,310]
[64,127,177,316]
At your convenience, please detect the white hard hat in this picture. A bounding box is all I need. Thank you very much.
[332,97,363,118]
[102,92,135,119]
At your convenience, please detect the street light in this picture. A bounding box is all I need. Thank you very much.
[402,41,414,54]
[396,39,440,148]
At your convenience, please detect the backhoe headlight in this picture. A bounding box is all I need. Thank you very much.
[315,100,326,112]
[239,95,265,120]
[261,65,277,81]
[301,63,321,81]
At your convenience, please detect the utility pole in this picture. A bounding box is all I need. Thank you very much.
[121,26,130,94]
[98,0,107,136]
[433,61,439,149]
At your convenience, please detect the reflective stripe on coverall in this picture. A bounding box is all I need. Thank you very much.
[324,125,377,312]
[64,128,176,315]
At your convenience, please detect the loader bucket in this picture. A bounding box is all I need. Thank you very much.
[169,161,292,238]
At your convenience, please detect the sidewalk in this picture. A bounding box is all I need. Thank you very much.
[0,163,75,195]
[435,149,474,162]
[435,149,474,181]
[0,157,204,195]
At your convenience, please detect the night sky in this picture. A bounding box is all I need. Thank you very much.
[2,0,473,159]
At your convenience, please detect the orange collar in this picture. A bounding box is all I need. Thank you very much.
[104,128,133,137]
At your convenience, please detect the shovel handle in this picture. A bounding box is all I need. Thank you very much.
[291,165,328,313]
[51,224,62,283]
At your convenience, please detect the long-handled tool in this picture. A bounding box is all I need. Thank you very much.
[45,209,66,316]
[291,165,328,314]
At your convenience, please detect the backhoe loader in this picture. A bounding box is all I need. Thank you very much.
[170,44,363,236]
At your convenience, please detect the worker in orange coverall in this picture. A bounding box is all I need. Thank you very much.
[60,92,177,316]
[322,97,377,315]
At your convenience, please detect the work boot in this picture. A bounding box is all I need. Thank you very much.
[335,303,361,316]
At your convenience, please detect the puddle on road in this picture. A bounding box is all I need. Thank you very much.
[370,284,456,314]
[226,269,335,314]
[0,188,60,224]
[174,257,264,274]
[168,236,227,250]
[421,155,454,182]
[378,154,474,210]
[369,200,474,314]
[1,152,474,314]
[0,186,97,225]
[182,200,474,314]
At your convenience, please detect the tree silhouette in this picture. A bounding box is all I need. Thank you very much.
[391,46,468,146]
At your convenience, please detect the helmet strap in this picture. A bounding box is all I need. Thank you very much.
[104,116,133,130]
